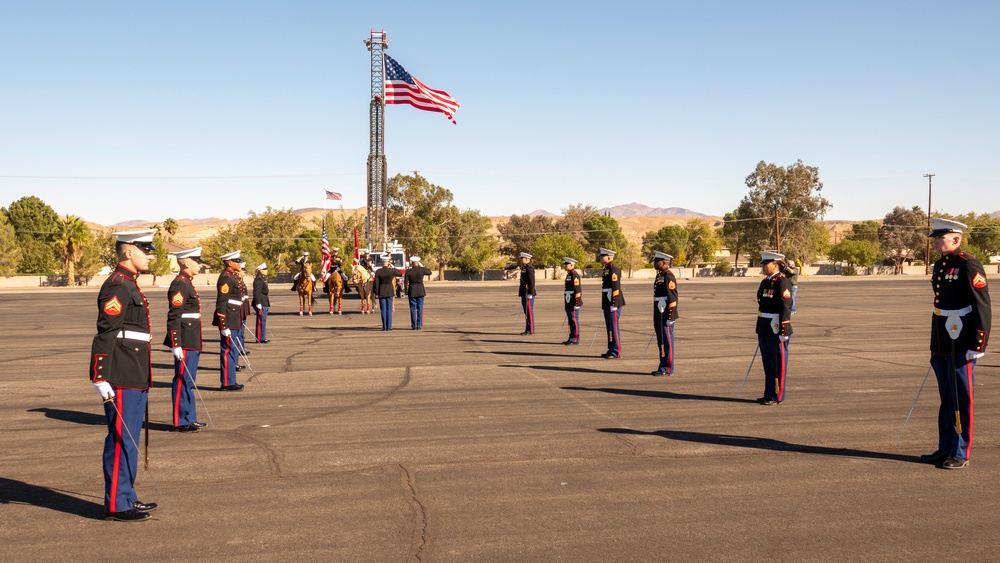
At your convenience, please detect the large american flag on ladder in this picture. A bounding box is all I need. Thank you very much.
[320,222,332,282]
[384,54,460,124]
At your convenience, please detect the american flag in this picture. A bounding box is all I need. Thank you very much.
[384,55,460,124]
[325,190,342,201]
[320,222,332,281]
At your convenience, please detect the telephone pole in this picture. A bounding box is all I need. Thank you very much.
[924,173,934,275]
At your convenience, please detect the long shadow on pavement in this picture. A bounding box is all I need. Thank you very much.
[562,385,759,404]
[598,428,923,464]
[469,350,593,359]
[0,478,104,519]
[27,408,175,432]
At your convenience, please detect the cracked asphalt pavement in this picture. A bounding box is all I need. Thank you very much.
[1,276,997,561]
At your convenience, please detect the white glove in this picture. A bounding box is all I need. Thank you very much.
[256,304,262,310]
[779,335,790,342]
[222,328,231,338]
[610,306,618,312]
[573,306,580,310]
[667,320,675,326]
[93,381,115,401]
[966,350,985,361]
[527,295,534,300]
[172,347,184,360]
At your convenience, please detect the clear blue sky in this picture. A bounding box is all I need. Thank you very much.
[1,1,997,226]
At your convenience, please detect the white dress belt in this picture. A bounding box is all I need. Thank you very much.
[228,299,242,306]
[181,313,201,319]
[758,312,779,319]
[934,306,972,316]
[117,330,151,342]
[655,297,669,304]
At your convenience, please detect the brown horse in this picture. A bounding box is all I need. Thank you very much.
[352,264,374,314]
[296,263,314,316]
[324,268,345,314]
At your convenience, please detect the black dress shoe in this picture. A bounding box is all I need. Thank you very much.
[221,384,244,391]
[191,421,206,428]
[260,339,270,343]
[133,501,158,512]
[919,450,948,464]
[105,508,151,522]
[941,456,969,469]
[603,354,619,359]
[760,399,776,405]
[520,331,531,336]
[235,365,244,372]
[651,370,668,376]
[175,423,201,433]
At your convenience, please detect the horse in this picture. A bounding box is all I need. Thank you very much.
[295,263,315,316]
[352,264,374,314]
[324,267,345,315]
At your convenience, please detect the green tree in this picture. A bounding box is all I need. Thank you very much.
[149,231,173,283]
[554,203,599,247]
[242,207,302,273]
[848,220,881,242]
[163,217,179,238]
[879,206,925,274]
[642,225,688,264]
[75,230,112,284]
[829,239,880,274]
[387,173,461,271]
[617,241,643,278]
[530,234,586,268]
[54,214,90,283]
[963,213,1000,260]
[201,225,260,273]
[4,195,59,274]
[720,211,750,268]
[498,214,555,258]
[739,160,832,264]
[443,209,495,279]
[0,212,21,277]
[684,218,721,266]
[582,214,627,256]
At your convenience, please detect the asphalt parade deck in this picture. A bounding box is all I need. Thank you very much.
[1,276,997,561]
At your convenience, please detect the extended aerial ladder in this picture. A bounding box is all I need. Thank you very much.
[363,30,389,253]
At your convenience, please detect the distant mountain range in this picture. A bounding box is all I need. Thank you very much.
[992,210,1000,219]
[525,203,707,218]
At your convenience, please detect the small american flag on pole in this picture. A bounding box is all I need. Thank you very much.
[320,222,332,282]
[325,190,342,201]
[384,55,460,124]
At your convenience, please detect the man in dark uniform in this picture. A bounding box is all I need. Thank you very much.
[373,254,403,330]
[518,252,536,335]
[921,218,991,469]
[237,265,251,351]
[89,229,158,521]
[291,251,313,291]
[756,250,793,405]
[599,248,625,358]
[213,250,245,390]
[562,257,583,345]
[651,251,678,375]
[330,247,344,271]
[404,256,432,330]
[164,247,206,433]
[252,263,270,343]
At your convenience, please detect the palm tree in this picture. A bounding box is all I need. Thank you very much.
[163,217,179,238]
[55,215,90,284]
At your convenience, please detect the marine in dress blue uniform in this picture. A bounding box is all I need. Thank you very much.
[562,257,583,345]
[252,263,270,343]
[373,255,403,330]
[756,251,793,405]
[89,230,158,521]
[213,250,245,390]
[518,252,536,335]
[599,248,625,358]
[921,218,991,469]
[404,256,432,329]
[651,251,678,376]
[164,247,206,432]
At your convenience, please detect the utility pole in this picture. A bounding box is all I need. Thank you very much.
[774,208,781,253]
[924,173,934,275]
[364,30,389,252]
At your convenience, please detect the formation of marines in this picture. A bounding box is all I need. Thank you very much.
[90,217,991,519]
